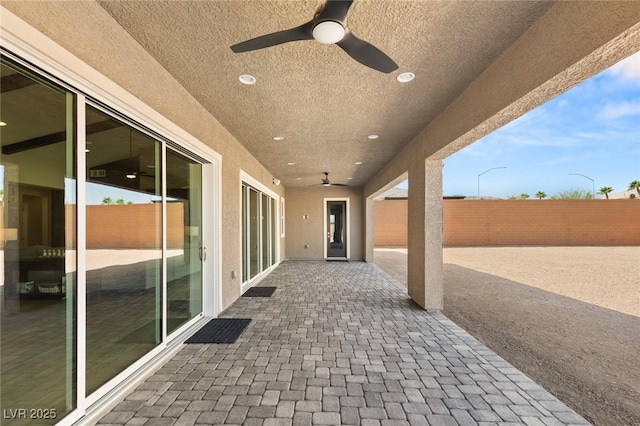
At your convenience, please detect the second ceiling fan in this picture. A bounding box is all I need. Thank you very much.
[230,0,398,74]
[320,172,347,187]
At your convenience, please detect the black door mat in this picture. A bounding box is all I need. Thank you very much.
[326,258,348,262]
[185,318,251,344]
[242,286,277,297]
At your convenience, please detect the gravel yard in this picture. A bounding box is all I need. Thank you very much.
[374,246,640,426]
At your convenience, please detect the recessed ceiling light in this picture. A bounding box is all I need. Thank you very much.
[397,72,415,83]
[355,161,363,165]
[368,134,379,140]
[287,162,295,166]
[126,172,137,179]
[85,149,90,153]
[296,177,302,180]
[347,177,353,180]
[239,74,256,85]
[273,136,284,141]
[0,121,7,127]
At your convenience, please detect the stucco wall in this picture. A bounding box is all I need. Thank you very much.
[285,186,364,260]
[1,3,285,310]
[374,199,640,246]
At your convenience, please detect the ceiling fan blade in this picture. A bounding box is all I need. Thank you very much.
[317,0,354,24]
[337,31,399,73]
[230,22,314,53]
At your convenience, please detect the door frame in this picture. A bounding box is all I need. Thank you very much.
[323,197,350,259]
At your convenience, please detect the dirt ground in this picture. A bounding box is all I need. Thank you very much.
[373,247,640,426]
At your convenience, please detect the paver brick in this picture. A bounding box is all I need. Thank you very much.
[95,261,588,426]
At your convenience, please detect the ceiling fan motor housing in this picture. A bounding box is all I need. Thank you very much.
[312,20,346,44]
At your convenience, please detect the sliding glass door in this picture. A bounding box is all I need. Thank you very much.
[0,58,77,424]
[241,182,278,287]
[0,53,214,423]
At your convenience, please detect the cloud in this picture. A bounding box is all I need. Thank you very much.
[598,100,640,119]
[608,50,640,81]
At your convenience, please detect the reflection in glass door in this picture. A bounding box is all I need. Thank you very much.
[249,188,259,279]
[0,58,76,423]
[85,106,162,394]
[166,149,202,335]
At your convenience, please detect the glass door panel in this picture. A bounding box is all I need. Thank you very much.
[85,106,162,394]
[166,149,202,335]
[249,188,259,279]
[261,194,269,270]
[271,198,277,266]
[241,185,248,282]
[0,59,76,423]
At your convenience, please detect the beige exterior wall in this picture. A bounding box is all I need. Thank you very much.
[285,186,364,260]
[1,3,285,310]
[374,199,640,246]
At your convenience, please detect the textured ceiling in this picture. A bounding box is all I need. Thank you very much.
[96,0,554,188]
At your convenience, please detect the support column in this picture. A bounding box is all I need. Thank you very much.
[407,158,443,310]
[364,197,374,262]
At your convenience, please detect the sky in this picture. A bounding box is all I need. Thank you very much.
[397,50,640,199]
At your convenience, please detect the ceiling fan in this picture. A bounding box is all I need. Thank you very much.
[320,172,347,186]
[230,0,398,74]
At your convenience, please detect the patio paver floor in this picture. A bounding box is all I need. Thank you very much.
[97,260,588,425]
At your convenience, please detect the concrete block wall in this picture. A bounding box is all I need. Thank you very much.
[373,199,408,247]
[86,204,185,249]
[374,199,640,246]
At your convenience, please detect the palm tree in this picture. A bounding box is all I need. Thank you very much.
[628,180,640,198]
[519,193,530,199]
[535,191,546,200]
[598,186,614,199]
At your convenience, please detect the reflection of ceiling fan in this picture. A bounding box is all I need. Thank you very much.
[230,0,398,74]
[320,172,347,186]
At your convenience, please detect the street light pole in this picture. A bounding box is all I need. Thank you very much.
[477,167,507,198]
[569,173,595,199]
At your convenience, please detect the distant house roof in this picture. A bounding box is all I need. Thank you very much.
[608,189,638,199]
[374,188,467,200]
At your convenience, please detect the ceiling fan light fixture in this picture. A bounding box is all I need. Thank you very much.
[238,74,256,85]
[313,21,345,44]
[397,72,415,83]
